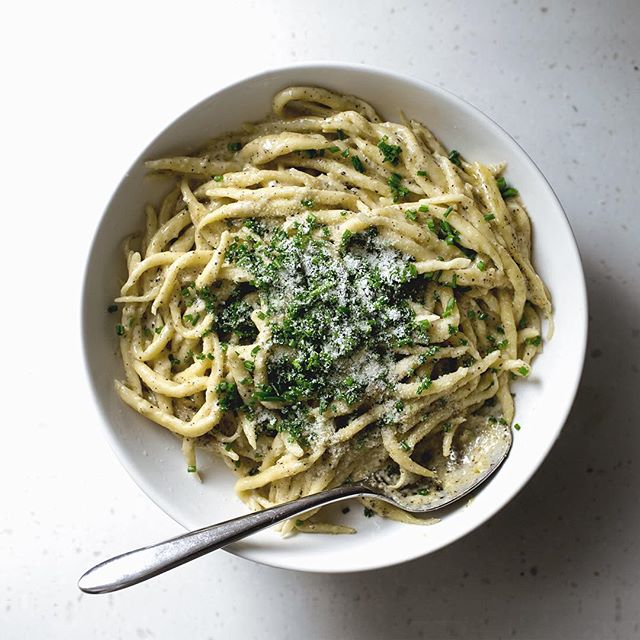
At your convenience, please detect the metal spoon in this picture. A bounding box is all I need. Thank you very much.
[79,420,511,593]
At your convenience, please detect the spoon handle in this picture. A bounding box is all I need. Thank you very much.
[78,484,370,594]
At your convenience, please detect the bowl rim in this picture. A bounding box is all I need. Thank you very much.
[81,60,588,573]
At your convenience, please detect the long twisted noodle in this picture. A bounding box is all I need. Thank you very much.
[113,86,551,535]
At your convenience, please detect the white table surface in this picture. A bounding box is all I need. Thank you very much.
[3,1,639,638]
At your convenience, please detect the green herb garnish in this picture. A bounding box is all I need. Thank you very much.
[496,176,519,198]
[448,149,462,166]
[351,155,365,173]
[378,136,402,165]
[388,173,409,202]
[442,297,456,318]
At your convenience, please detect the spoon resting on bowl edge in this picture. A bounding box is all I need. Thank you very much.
[78,418,511,593]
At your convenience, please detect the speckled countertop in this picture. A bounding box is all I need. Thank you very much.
[2,1,639,638]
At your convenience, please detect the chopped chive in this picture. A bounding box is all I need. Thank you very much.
[416,376,432,394]
[477,260,486,271]
[448,149,462,166]
[243,360,255,372]
[341,229,353,247]
[107,304,118,313]
[387,173,408,202]
[115,324,125,336]
[405,209,418,221]
[351,155,365,173]
[417,170,428,177]
[337,129,346,140]
[301,198,314,208]
[419,204,429,213]
[377,136,402,165]
[442,297,456,318]
[443,206,453,218]
[467,310,476,319]
[341,149,350,158]
[184,313,200,326]
[399,440,411,452]
[227,142,242,152]
[363,507,374,517]
[328,145,340,153]
[525,335,542,346]
[213,175,223,182]
[484,213,496,222]
[187,465,197,473]
[518,366,529,376]
[514,423,522,431]
[497,176,519,198]
[426,218,436,232]
[295,519,304,526]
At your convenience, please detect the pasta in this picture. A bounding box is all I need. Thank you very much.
[112,86,551,534]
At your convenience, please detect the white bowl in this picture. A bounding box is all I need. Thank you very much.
[82,62,587,573]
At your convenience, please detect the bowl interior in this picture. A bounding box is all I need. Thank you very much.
[83,63,587,572]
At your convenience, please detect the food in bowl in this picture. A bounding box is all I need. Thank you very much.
[110,85,551,534]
